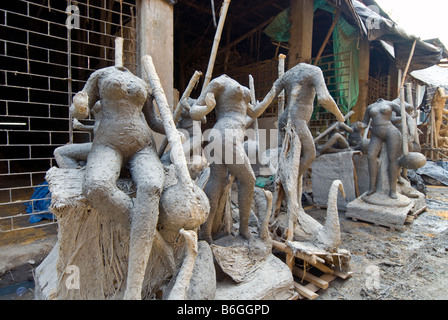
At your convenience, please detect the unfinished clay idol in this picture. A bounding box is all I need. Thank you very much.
[189,75,255,244]
[252,63,345,249]
[69,66,169,300]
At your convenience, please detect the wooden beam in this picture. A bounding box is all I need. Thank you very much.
[350,35,370,123]
[137,0,174,110]
[288,0,314,68]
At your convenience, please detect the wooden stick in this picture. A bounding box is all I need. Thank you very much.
[142,55,192,188]
[313,10,340,66]
[271,240,325,265]
[278,54,286,116]
[313,110,354,143]
[217,16,275,57]
[115,37,124,67]
[202,0,231,93]
[400,86,409,156]
[293,265,329,289]
[158,70,203,157]
[400,39,417,91]
[397,38,417,157]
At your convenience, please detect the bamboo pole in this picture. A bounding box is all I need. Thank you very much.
[202,0,231,93]
[399,38,418,157]
[278,54,286,116]
[158,70,203,157]
[142,55,192,188]
[115,37,124,67]
[313,111,354,143]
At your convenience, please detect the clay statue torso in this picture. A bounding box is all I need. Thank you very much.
[281,63,318,123]
[367,100,397,140]
[214,75,251,128]
[93,67,152,158]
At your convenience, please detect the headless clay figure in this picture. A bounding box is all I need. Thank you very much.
[362,99,403,199]
[189,75,256,244]
[71,66,166,300]
[255,63,345,179]
[253,63,345,242]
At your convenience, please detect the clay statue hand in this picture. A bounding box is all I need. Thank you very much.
[70,91,90,120]
[189,92,216,121]
[72,118,88,131]
[247,103,256,119]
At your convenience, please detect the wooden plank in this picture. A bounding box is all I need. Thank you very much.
[303,274,337,296]
[293,266,329,289]
[294,281,319,300]
[333,269,353,280]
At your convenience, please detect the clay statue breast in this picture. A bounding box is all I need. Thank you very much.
[370,103,392,118]
[99,69,147,106]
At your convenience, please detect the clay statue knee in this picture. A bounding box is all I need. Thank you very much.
[136,179,163,199]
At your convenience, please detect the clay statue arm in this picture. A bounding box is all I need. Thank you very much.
[390,111,402,125]
[189,81,221,121]
[313,70,345,123]
[252,78,284,119]
[362,106,372,126]
[72,118,95,133]
[70,68,107,120]
[390,101,402,116]
[142,96,166,135]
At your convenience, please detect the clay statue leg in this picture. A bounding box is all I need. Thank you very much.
[226,146,256,240]
[54,142,92,169]
[201,163,229,244]
[83,144,131,218]
[366,136,382,196]
[386,130,403,199]
[124,146,164,300]
[297,124,316,178]
[277,108,288,148]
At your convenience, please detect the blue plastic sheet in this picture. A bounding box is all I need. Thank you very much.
[26,182,54,223]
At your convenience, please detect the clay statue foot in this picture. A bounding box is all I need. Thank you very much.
[239,227,252,240]
[200,233,214,245]
[397,176,408,185]
[389,191,398,199]
[366,190,376,197]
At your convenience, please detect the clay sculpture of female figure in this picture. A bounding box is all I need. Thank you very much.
[188,74,255,244]
[70,65,166,300]
[361,98,403,199]
[252,63,345,242]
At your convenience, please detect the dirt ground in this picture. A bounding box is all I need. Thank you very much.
[312,185,448,300]
[1,185,447,300]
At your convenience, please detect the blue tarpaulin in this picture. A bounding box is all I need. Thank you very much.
[26,182,53,223]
